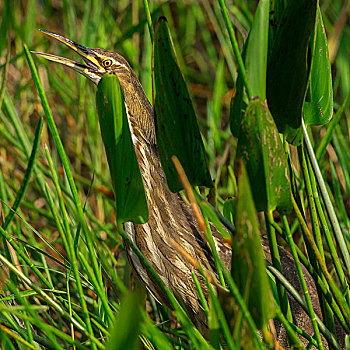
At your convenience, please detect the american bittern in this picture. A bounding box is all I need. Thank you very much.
[33,30,338,347]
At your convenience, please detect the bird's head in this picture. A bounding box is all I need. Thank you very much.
[32,30,132,85]
[33,29,156,143]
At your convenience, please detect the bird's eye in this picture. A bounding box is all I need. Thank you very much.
[103,59,112,67]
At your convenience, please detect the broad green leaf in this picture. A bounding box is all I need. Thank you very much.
[267,0,318,144]
[244,0,269,100]
[232,160,275,330]
[231,162,275,329]
[106,292,142,350]
[304,7,333,126]
[237,98,292,214]
[153,17,212,192]
[230,0,269,137]
[96,74,148,225]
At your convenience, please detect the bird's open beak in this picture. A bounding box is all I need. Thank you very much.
[31,29,104,84]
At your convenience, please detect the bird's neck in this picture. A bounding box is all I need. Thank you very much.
[120,72,156,145]
[120,74,171,196]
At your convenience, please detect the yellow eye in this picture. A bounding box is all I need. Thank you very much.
[103,59,112,67]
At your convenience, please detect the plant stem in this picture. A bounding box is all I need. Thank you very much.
[218,0,252,99]
[142,0,154,40]
[291,194,350,327]
[265,212,293,323]
[302,120,350,277]
[281,215,324,349]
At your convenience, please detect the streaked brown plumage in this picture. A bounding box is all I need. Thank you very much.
[33,30,343,348]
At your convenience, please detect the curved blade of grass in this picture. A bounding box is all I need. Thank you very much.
[24,43,98,350]
[96,73,148,225]
[0,252,91,335]
[152,17,212,192]
[0,117,43,283]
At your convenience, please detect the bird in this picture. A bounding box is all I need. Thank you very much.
[32,30,339,348]
[32,29,229,330]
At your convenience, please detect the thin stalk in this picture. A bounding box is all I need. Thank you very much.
[44,183,70,260]
[10,285,35,346]
[218,0,252,99]
[291,194,350,327]
[0,319,58,350]
[205,278,237,350]
[217,254,265,349]
[66,275,75,350]
[0,117,43,284]
[267,263,343,350]
[301,145,336,336]
[302,120,350,277]
[2,90,32,154]
[270,218,349,332]
[0,226,52,289]
[0,325,38,350]
[191,271,209,317]
[316,95,349,161]
[275,308,306,349]
[44,145,74,255]
[0,43,10,109]
[78,252,114,326]
[330,161,350,233]
[265,211,293,322]
[2,118,43,230]
[281,215,324,349]
[300,145,325,259]
[24,45,97,350]
[0,253,95,337]
[203,215,225,287]
[309,162,350,303]
[142,0,154,40]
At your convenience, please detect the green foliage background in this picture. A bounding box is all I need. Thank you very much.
[0,0,349,349]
